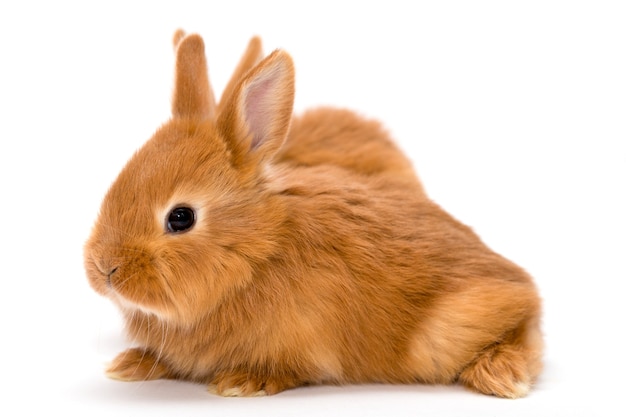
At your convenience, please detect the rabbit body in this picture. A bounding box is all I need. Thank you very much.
[84,32,542,398]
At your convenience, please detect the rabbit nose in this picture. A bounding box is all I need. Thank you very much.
[105,266,119,288]
[92,256,119,278]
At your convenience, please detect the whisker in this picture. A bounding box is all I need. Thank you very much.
[146,318,169,381]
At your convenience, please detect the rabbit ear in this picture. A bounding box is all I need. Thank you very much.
[219,36,264,110]
[171,30,217,120]
[217,49,294,166]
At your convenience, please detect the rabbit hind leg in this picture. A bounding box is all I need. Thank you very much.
[458,314,543,399]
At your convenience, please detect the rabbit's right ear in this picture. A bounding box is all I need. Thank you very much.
[219,36,264,109]
[217,50,294,168]
[171,30,217,120]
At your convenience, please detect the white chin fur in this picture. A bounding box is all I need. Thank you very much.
[113,293,169,320]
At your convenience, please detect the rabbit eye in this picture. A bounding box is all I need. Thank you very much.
[166,207,196,233]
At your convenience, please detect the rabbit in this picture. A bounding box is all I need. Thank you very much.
[84,30,543,399]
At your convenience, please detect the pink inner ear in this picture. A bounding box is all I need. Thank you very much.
[243,74,277,150]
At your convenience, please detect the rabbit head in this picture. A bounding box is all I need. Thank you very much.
[84,32,294,324]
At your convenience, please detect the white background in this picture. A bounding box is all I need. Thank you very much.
[1,1,624,416]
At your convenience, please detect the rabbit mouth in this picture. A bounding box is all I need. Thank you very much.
[102,264,178,321]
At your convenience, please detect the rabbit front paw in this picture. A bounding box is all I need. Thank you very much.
[106,347,172,382]
[208,370,299,397]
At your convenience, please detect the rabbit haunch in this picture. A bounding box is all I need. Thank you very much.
[84,31,543,399]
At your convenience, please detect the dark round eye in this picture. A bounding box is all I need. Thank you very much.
[166,207,196,233]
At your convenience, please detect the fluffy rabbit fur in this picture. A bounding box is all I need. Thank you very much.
[84,30,543,398]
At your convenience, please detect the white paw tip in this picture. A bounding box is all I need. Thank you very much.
[502,381,531,399]
[207,384,268,397]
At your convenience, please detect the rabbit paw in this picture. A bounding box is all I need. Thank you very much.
[106,347,171,382]
[208,370,298,397]
[458,344,533,399]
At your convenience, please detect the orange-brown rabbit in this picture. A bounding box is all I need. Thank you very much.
[84,30,543,398]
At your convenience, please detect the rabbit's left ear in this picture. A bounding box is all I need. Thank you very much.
[171,30,217,120]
